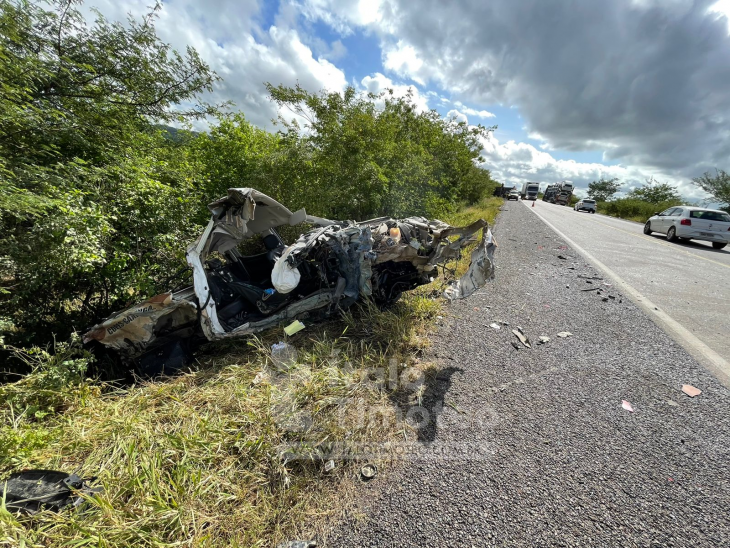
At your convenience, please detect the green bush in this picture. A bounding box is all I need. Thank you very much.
[598,198,682,222]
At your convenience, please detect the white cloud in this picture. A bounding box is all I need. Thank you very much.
[360,72,430,112]
[453,101,495,119]
[446,110,468,124]
[84,0,347,129]
[383,41,426,85]
[479,134,711,202]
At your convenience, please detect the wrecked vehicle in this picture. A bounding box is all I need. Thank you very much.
[84,189,496,375]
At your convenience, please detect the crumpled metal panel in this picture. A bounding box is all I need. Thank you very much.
[83,293,197,355]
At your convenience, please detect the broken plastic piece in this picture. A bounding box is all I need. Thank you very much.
[622,400,634,412]
[324,460,335,472]
[271,341,298,369]
[681,384,702,397]
[557,331,572,338]
[538,336,550,344]
[1,470,102,514]
[284,320,305,336]
[489,323,501,330]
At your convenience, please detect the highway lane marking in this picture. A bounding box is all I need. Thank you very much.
[526,202,730,389]
[534,203,730,272]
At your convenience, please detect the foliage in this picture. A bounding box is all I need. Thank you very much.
[587,178,621,202]
[626,178,681,204]
[0,0,218,347]
[598,198,682,222]
[692,169,730,210]
[265,84,499,219]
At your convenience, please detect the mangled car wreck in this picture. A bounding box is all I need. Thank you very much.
[84,189,496,375]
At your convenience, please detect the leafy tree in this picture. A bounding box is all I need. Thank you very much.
[0,0,218,346]
[627,178,681,204]
[587,178,621,202]
[692,169,730,210]
[265,83,497,219]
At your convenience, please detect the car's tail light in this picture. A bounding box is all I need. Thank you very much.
[681,219,691,226]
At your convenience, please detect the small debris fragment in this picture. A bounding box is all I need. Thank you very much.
[581,288,599,292]
[557,332,572,338]
[622,400,635,412]
[608,295,616,300]
[489,323,501,330]
[565,284,570,289]
[360,463,378,481]
[324,460,336,472]
[557,255,567,260]
[538,336,550,344]
[681,384,702,398]
[667,400,679,407]
[512,328,531,348]
[602,283,613,287]
[510,341,521,350]
[277,542,317,548]
[252,371,268,385]
[284,320,306,336]
[602,297,609,302]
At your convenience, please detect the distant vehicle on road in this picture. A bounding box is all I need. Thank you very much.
[543,181,573,205]
[507,189,520,201]
[644,207,730,249]
[574,199,596,213]
[520,182,540,201]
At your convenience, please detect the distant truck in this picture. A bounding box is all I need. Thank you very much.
[542,181,573,205]
[520,182,540,201]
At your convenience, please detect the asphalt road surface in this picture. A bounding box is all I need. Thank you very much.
[526,201,730,383]
[325,203,730,548]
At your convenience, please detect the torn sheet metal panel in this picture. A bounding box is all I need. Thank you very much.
[84,188,496,372]
[443,228,496,300]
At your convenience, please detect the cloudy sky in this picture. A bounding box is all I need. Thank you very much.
[87,0,730,201]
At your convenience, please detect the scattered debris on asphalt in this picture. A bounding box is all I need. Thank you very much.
[1,470,102,515]
[510,341,521,350]
[557,331,572,338]
[489,323,501,330]
[538,336,551,344]
[622,400,635,412]
[581,288,599,292]
[557,255,568,260]
[512,327,532,348]
[682,384,702,397]
[361,464,378,481]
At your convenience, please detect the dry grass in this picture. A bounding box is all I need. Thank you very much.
[0,198,502,548]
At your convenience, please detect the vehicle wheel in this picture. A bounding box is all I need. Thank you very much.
[590,210,595,214]
[643,222,652,234]
[666,226,678,242]
[712,242,727,250]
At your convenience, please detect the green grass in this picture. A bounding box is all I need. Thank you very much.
[0,198,502,548]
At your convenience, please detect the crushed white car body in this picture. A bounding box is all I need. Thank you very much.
[84,188,496,375]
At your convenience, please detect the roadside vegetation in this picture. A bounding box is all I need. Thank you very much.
[588,178,685,222]
[1,1,502,545]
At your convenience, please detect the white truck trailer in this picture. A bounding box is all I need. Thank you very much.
[520,182,540,201]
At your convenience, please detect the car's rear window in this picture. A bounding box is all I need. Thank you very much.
[583,200,595,204]
[689,210,730,222]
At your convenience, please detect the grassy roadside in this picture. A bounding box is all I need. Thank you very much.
[0,198,502,548]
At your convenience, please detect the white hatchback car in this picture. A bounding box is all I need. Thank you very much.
[644,206,730,249]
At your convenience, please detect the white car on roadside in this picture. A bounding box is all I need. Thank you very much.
[574,199,596,213]
[644,206,730,249]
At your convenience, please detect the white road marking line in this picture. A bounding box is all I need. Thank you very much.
[525,201,730,389]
